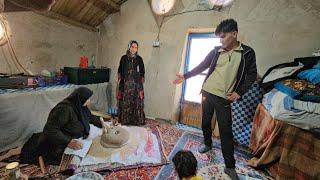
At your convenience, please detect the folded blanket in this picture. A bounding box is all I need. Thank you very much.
[293,99,320,114]
[263,89,320,129]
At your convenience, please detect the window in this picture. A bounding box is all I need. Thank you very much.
[183,33,221,103]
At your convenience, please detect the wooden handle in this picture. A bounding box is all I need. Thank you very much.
[38,156,46,174]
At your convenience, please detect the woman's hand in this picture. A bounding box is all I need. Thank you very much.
[100,117,106,128]
[173,74,184,84]
[117,73,121,84]
[68,139,83,150]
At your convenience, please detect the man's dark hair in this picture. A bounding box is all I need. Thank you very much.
[172,150,197,179]
[215,19,238,35]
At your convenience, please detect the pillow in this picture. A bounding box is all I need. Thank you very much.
[313,63,320,69]
[297,68,320,85]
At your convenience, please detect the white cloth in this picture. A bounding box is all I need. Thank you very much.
[63,124,103,158]
[80,126,162,167]
[64,139,92,158]
[0,83,111,152]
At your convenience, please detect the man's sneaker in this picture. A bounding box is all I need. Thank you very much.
[224,168,239,180]
[198,145,212,153]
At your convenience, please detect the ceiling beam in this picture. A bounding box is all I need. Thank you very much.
[38,11,99,32]
[99,0,120,11]
[4,0,55,12]
[116,0,127,5]
[4,0,27,12]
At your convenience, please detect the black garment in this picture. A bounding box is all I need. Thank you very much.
[184,43,257,96]
[201,91,235,168]
[19,133,42,165]
[117,54,145,125]
[20,87,102,165]
[64,87,94,137]
[118,54,145,82]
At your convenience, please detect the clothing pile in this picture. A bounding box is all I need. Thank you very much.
[260,56,320,130]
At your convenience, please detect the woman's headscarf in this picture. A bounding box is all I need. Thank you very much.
[126,40,139,57]
[65,87,93,138]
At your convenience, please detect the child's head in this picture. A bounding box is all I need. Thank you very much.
[172,150,197,179]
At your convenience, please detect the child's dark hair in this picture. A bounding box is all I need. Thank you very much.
[215,19,238,35]
[172,150,197,179]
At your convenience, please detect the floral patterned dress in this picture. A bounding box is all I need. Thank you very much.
[117,54,145,125]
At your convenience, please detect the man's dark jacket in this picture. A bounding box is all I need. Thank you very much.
[184,43,257,96]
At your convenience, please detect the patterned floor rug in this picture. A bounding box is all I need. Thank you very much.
[0,121,271,180]
[155,131,272,180]
[0,120,184,180]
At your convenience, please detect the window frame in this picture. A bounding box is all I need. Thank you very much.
[182,32,220,103]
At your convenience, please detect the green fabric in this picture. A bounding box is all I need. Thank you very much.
[202,45,242,99]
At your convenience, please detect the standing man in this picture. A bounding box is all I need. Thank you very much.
[173,19,257,180]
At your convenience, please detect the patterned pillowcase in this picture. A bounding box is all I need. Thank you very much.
[275,79,320,102]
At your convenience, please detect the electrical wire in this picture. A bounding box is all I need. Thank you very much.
[0,18,21,73]
[1,46,13,74]
[156,16,164,41]
[0,14,30,75]
[155,8,218,43]
[164,9,217,18]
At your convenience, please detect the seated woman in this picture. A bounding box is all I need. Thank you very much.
[20,87,102,165]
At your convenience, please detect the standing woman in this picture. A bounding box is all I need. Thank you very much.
[117,40,145,125]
